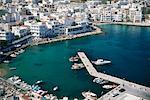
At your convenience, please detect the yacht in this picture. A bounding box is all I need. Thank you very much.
[92,59,111,65]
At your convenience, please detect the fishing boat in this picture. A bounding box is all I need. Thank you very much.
[92,59,111,65]
[53,86,58,91]
[71,63,84,70]
[69,55,79,62]
[82,91,97,100]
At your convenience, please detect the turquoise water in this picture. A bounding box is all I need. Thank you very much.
[6,24,150,99]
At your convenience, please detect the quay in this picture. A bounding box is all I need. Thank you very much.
[31,26,102,46]
[77,52,150,99]
[0,26,102,63]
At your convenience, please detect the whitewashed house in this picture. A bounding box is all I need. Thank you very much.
[65,21,92,35]
[12,26,30,37]
[29,22,49,38]
[0,30,14,41]
[46,20,65,35]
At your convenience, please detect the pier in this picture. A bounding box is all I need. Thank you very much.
[77,52,150,99]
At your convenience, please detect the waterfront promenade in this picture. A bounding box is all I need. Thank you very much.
[31,26,102,46]
[77,52,150,99]
[1,26,102,63]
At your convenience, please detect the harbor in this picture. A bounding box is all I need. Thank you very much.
[0,25,102,64]
[3,24,150,99]
[77,52,150,99]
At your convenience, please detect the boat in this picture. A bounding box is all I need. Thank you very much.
[69,55,79,62]
[9,67,16,70]
[3,60,10,63]
[53,86,58,91]
[71,63,85,70]
[93,78,103,83]
[36,80,43,84]
[93,78,108,84]
[102,85,117,89]
[10,54,17,58]
[92,59,111,65]
[82,91,97,100]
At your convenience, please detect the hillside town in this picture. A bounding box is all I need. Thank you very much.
[0,0,150,100]
[0,0,150,52]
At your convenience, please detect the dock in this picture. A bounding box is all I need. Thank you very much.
[77,52,150,99]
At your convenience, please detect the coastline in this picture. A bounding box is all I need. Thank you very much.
[0,26,102,63]
[31,26,102,46]
[95,22,150,27]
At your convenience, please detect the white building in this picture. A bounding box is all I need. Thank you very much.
[129,7,142,22]
[12,26,30,37]
[65,21,92,35]
[46,20,65,35]
[0,30,14,41]
[112,9,123,22]
[101,7,112,22]
[30,22,49,38]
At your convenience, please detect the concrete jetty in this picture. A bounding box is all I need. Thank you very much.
[77,52,150,99]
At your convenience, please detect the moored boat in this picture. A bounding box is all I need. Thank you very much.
[82,91,97,100]
[10,54,17,58]
[69,55,79,62]
[71,63,85,70]
[93,78,109,84]
[92,59,111,65]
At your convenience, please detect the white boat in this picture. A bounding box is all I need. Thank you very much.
[93,78,109,84]
[92,59,111,65]
[9,67,16,70]
[3,60,10,63]
[69,55,79,62]
[102,85,117,89]
[82,91,97,100]
[93,78,103,83]
[10,54,17,58]
[71,63,85,70]
[53,86,58,91]
[36,80,43,84]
